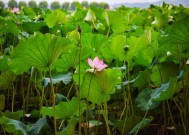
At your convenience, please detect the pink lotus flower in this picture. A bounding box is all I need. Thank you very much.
[11,7,20,14]
[87,56,108,72]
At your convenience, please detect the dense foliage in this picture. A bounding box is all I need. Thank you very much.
[0,2,189,135]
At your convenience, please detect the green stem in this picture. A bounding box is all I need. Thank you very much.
[25,80,31,113]
[86,71,95,134]
[58,120,64,130]
[121,90,127,135]
[94,106,101,135]
[162,101,166,130]
[21,77,25,121]
[78,28,82,135]
[103,103,111,135]
[11,84,15,113]
[106,27,110,37]
[66,82,74,98]
[127,61,134,116]
[134,110,148,135]
[49,67,57,135]
[174,100,187,135]
[119,90,127,120]
[1,125,6,135]
[184,59,189,134]
[166,100,177,135]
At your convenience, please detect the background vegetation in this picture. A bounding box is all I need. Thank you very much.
[0,0,110,10]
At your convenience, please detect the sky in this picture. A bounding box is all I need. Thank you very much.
[3,0,161,5]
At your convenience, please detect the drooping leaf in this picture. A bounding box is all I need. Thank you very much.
[41,97,85,119]
[80,69,122,104]
[43,72,72,86]
[129,116,153,134]
[135,88,159,111]
[10,33,71,70]
[151,77,178,101]
[0,116,28,135]
[28,117,54,135]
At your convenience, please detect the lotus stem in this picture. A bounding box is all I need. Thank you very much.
[49,67,57,135]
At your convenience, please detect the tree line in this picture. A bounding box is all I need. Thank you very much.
[0,0,110,10]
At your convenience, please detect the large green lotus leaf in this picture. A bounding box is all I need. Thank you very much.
[58,118,78,135]
[151,77,178,101]
[81,33,109,53]
[10,33,71,70]
[41,97,85,119]
[150,62,179,87]
[110,29,151,62]
[0,71,16,88]
[0,116,28,135]
[28,117,54,135]
[104,10,128,33]
[133,28,156,66]
[45,9,66,28]
[135,88,159,111]
[162,16,189,45]
[110,35,127,61]
[159,16,189,58]
[129,116,153,134]
[80,69,122,104]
